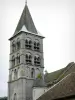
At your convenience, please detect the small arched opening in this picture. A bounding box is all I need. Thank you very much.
[12,41,16,52]
[17,53,20,65]
[14,93,17,100]
[14,69,18,80]
[26,53,32,65]
[12,56,15,66]
[34,40,40,51]
[34,55,40,66]
[25,38,32,49]
[31,68,35,78]
[17,38,20,50]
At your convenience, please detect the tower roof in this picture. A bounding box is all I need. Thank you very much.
[9,3,45,40]
[14,4,38,35]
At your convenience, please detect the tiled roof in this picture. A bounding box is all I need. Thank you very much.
[44,62,75,87]
[37,72,75,100]
[44,68,65,84]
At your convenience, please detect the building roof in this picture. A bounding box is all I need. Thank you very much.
[37,72,75,100]
[9,4,44,40]
[14,4,37,35]
[33,78,47,87]
[44,68,65,84]
[57,62,75,81]
[44,62,75,86]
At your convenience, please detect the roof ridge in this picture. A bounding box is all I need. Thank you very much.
[57,62,75,81]
[37,72,75,100]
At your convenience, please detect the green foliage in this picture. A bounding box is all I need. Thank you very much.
[37,73,42,79]
[0,97,7,100]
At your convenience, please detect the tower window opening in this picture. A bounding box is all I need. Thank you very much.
[26,53,32,65]
[12,56,15,66]
[31,68,35,78]
[14,93,17,100]
[34,56,40,66]
[14,69,17,80]
[12,42,16,52]
[17,54,20,65]
[25,39,32,49]
[17,39,20,50]
[34,41,40,51]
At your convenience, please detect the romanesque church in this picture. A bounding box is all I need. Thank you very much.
[8,2,47,100]
[1,2,75,100]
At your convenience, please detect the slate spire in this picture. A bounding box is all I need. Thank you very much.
[14,3,38,36]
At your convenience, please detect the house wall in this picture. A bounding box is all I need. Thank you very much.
[33,87,48,100]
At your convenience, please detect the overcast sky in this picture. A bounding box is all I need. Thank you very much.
[0,0,75,97]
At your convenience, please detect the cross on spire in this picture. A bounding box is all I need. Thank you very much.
[25,0,27,5]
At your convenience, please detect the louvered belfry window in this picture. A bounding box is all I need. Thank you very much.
[34,40,40,51]
[34,55,40,66]
[26,53,32,65]
[25,39,32,49]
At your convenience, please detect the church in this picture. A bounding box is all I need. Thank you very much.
[8,2,48,100]
[1,1,75,100]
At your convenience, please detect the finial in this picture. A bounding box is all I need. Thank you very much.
[25,0,27,5]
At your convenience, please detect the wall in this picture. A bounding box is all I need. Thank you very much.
[33,87,48,100]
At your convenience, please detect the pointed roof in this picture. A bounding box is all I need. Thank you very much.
[14,4,38,36]
[9,4,45,40]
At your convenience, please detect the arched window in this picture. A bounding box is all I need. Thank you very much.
[17,54,20,65]
[26,54,28,60]
[9,73,12,81]
[12,56,15,66]
[34,55,40,66]
[31,68,35,78]
[26,53,32,65]
[14,69,17,80]
[12,41,16,52]
[17,38,20,50]
[34,40,40,51]
[14,93,17,100]
[25,38,32,49]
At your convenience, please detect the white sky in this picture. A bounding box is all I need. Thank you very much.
[0,0,75,97]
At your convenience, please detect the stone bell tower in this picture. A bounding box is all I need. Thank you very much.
[8,2,45,100]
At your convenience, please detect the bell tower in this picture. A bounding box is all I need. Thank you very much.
[8,3,45,100]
